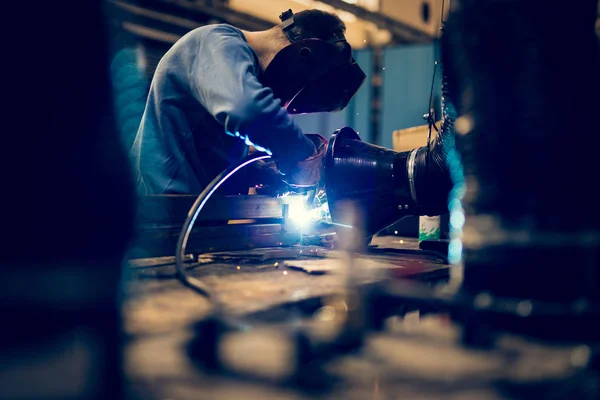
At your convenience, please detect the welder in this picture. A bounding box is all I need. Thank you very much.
[130,9,365,195]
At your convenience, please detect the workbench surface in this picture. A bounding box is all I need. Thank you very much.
[122,236,592,400]
[123,236,521,400]
[124,236,442,336]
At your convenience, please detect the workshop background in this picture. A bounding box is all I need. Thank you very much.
[108,0,449,236]
[108,0,447,150]
[3,1,600,400]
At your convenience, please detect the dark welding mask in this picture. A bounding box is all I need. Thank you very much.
[261,9,366,114]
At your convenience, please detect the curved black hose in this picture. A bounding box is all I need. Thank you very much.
[175,153,272,299]
[411,69,456,216]
[403,45,456,217]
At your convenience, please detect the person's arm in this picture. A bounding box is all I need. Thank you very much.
[187,25,315,171]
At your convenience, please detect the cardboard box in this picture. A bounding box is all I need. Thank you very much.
[392,122,440,152]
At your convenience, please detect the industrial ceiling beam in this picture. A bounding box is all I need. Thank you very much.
[111,1,201,31]
[109,0,275,35]
[158,0,275,31]
[121,21,182,43]
[107,0,198,43]
[317,0,434,43]
[108,0,433,46]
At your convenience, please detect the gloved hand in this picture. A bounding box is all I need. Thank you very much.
[280,134,328,187]
[245,159,287,195]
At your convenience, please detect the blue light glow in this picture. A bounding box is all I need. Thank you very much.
[227,131,273,156]
[282,191,354,232]
[243,136,272,155]
[287,196,311,227]
[450,210,465,230]
[448,238,463,265]
[444,99,466,264]
[449,198,461,211]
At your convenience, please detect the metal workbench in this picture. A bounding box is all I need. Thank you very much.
[121,192,599,400]
[123,236,452,397]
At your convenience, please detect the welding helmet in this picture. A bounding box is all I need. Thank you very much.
[261,9,366,114]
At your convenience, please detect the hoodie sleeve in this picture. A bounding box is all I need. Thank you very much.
[188,25,315,169]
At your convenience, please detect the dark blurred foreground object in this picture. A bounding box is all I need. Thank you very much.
[442,0,600,340]
[0,1,135,399]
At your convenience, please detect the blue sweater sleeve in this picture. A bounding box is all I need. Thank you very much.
[188,25,315,167]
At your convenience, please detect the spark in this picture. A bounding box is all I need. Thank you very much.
[328,221,353,229]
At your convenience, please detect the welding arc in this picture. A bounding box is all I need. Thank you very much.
[175,153,272,299]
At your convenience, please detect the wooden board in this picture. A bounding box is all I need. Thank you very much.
[392,121,441,152]
[129,195,302,258]
[128,223,301,259]
[137,195,285,226]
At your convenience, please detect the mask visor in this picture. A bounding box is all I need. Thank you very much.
[286,61,366,114]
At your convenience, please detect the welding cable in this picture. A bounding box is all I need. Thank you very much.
[406,82,455,216]
[403,1,456,217]
[175,153,272,299]
[410,63,456,216]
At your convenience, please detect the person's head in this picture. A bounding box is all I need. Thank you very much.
[246,9,365,114]
[246,9,349,71]
[278,9,350,55]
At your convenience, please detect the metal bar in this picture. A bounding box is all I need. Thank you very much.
[129,223,300,258]
[122,21,182,43]
[158,0,275,31]
[318,0,433,43]
[109,0,274,42]
[137,195,286,226]
[111,0,201,30]
[107,0,194,43]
